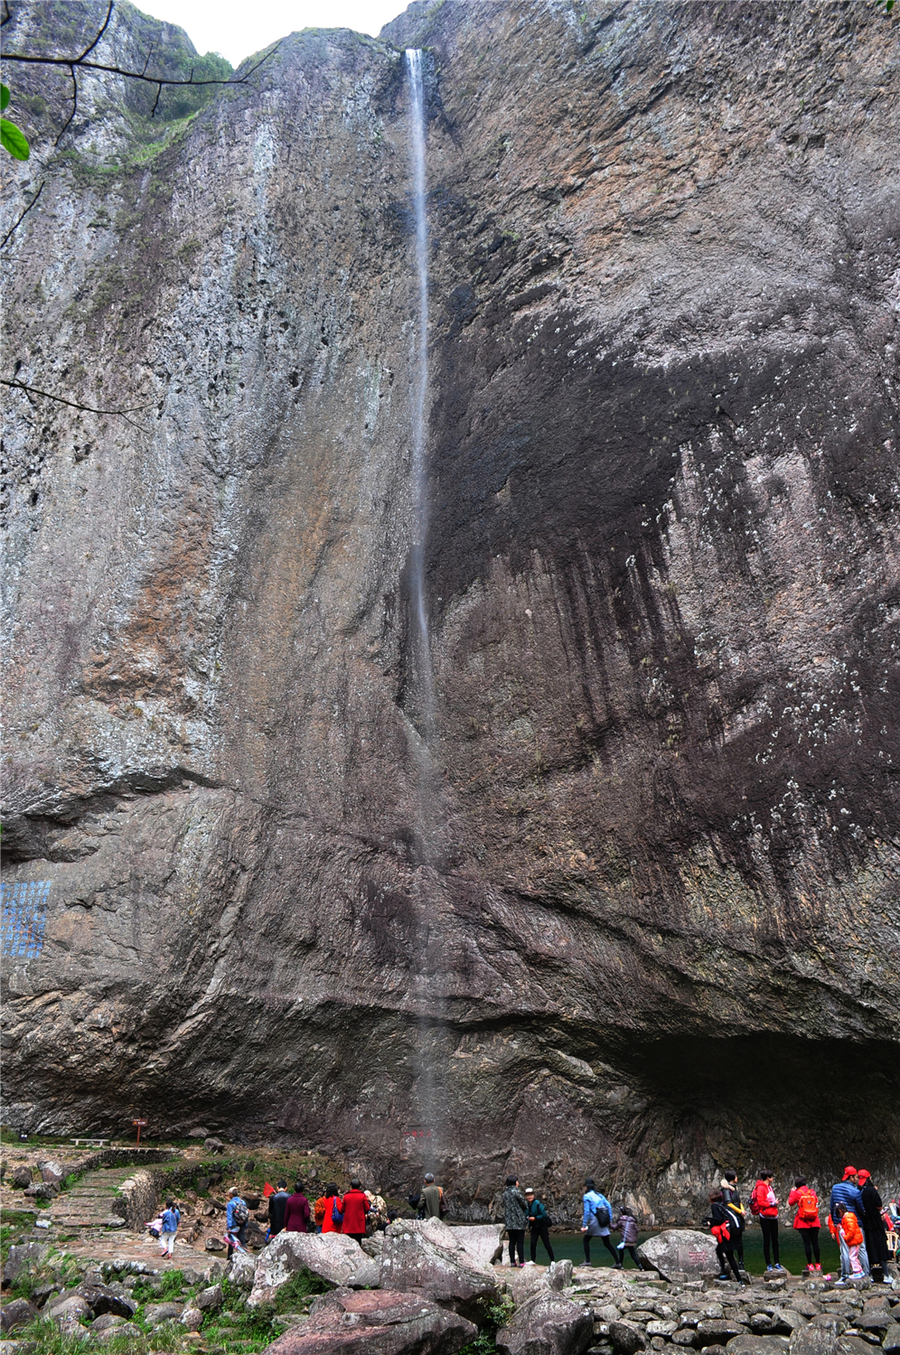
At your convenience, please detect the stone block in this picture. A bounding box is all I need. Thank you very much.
[262,1286,477,1355]
[250,1232,367,1305]
[637,1233,719,1281]
[496,1289,594,1355]
[378,1219,500,1323]
[0,1300,37,1334]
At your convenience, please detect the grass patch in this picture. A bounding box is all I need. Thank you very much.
[459,1293,516,1355]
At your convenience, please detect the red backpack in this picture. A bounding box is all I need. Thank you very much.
[797,1189,818,1222]
[750,1183,768,1216]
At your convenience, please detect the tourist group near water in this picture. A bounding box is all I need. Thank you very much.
[149,1165,899,1287]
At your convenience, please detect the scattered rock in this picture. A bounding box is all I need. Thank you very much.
[38,1161,64,1184]
[229,1251,256,1288]
[9,1168,31,1190]
[696,1322,746,1348]
[0,1300,37,1335]
[195,1283,223,1312]
[249,1231,368,1305]
[75,1282,136,1318]
[90,1315,126,1333]
[144,1301,184,1325]
[637,1233,720,1281]
[46,1293,92,1326]
[205,1237,226,1252]
[361,1234,385,1258]
[608,1321,649,1355]
[882,1331,900,1354]
[378,1218,501,1322]
[2,1242,49,1287]
[549,1259,573,1291]
[204,1137,225,1154]
[497,1288,594,1355]
[181,1307,204,1331]
[95,1322,142,1344]
[725,1340,790,1355]
[263,1286,478,1355]
[188,1128,210,1138]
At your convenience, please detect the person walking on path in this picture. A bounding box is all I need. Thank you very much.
[787,1177,821,1272]
[421,1173,444,1219]
[613,1204,644,1270]
[284,1182,312,1233]
[225,1187,249,1259]
[707,1191,745,1283]
[859,1171,893,1285]
[830,1167,869,1281]
[721,1171,746,1270]
[502,1175,529,1267]
[524,1188,555,1263]
[581,1178,617,1267]
[159,1199,181,1257]
[751,1172,782,1271]
[338,1177,370,1242]
[268,1181,290,1237]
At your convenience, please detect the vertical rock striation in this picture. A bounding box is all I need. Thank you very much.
[2,0,898,1208]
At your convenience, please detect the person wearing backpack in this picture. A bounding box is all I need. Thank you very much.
[338,1177,370,1242]
[316,1182,341,1233]
[787,1176,821,1271]
[613,1204,647,1270]
[750,1172,783,1271]
[581,1178,617,1266]
[858,1171,893,1286]
[225,1187,250,1258]
[706,1191,746,1283]
[720,1171,746,1270]
[159,1198,181,1257]
[268,1180,291,1237]
[829,1167,869,1282]
[524,1188,555,1263]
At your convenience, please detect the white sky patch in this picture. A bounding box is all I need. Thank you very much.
[133,0,409,66]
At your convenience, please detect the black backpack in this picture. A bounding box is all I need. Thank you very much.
[594,1203,610,1228]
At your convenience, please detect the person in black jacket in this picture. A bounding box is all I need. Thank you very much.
[720,1171,746,1269]
[859,1171,894,1286]
[706,1192,746,1282]
[268,1180,290,1237]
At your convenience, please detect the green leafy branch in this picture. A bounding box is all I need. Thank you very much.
[1,81,30,159]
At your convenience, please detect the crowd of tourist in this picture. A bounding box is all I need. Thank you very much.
[149,1164,899,1286]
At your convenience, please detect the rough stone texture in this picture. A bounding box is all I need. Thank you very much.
[74,1281,136,1318]
[447,1224,504,1269]
[262,1286,478,1355]
[0,1300,37,1335]
[638,1234,719,1281]
[1,1243,48,1288]
[1,0,899,1207]
[496,1288,594,1355]
[548,1259,573,1292]
[609,1321,650,1355]
[249,1232,367,1305]
[378,1219,500,1321]
[229,1251,256,1288]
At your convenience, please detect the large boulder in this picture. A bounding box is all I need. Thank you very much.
[608,1321,648,1355]
[261,1287,478,1355]
[636,1231,719,1280]
[1,1243,48,1287]
[448,1225,504,1269]
[74,1282,136,1318]
[249,1232,367,1305]
[496,1289,593,1355]
[1,1298,37,1334]
[379,1219,501,1323]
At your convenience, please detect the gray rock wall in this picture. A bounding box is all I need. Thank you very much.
[2,0,898,1212]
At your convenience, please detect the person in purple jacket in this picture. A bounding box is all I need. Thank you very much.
[613,1204,644,1269]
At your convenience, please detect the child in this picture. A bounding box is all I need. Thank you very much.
[159,1198,181,1257]
[613,1205,643,1270]
[838,1203,865,1277]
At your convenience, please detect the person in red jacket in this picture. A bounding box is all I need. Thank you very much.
[319,1182,341,1234]
[751,1172,783,1272]
[838,1203,866,1277]
[338,1177,371,1242]
[787,1176,821,1272]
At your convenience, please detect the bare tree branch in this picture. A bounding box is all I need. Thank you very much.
[76,0,113,61]
[54,63,78,146]
[2,45,280,91]
[2,378,154,430]
[1,179,44,250]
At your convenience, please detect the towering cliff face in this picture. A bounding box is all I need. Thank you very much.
[2,0,898,1211]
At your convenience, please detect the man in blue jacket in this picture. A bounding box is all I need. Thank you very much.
[830,1167,869,1282]
[225,1187,249,1259]
[581,1177,617,1266]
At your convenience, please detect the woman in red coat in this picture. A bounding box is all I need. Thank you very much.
[787,1176,821,1272]
[338,1177,371,1242]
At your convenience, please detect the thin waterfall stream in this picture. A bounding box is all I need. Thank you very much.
[405,48,442,1163]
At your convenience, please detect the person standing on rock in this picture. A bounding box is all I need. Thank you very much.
[829,1166,868,1281]
[524,1188,555,1264]
[721,1171,746,1270]
[317,1182,341,1234]
[338,1177,370,1243]
[750,1171,783,1272]
[159,1198,181,1258]
[421,1173,444,1219]
[581,1178,617,1267]
[787,1176,821,1273]
[284,1182,311,1233]
[225,1187,249,1258]
[502,1175,529,1267]
[268,1180,291,1237]
[858,1171,893,1285]
[613,1204,644,1270]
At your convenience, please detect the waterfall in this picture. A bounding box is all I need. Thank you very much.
[405,47,435,747]
[404,47,441,1168]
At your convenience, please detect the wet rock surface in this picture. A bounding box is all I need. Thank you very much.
[1,0,898,1201]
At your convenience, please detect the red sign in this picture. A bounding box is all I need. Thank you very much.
[132,1119,148,1127]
